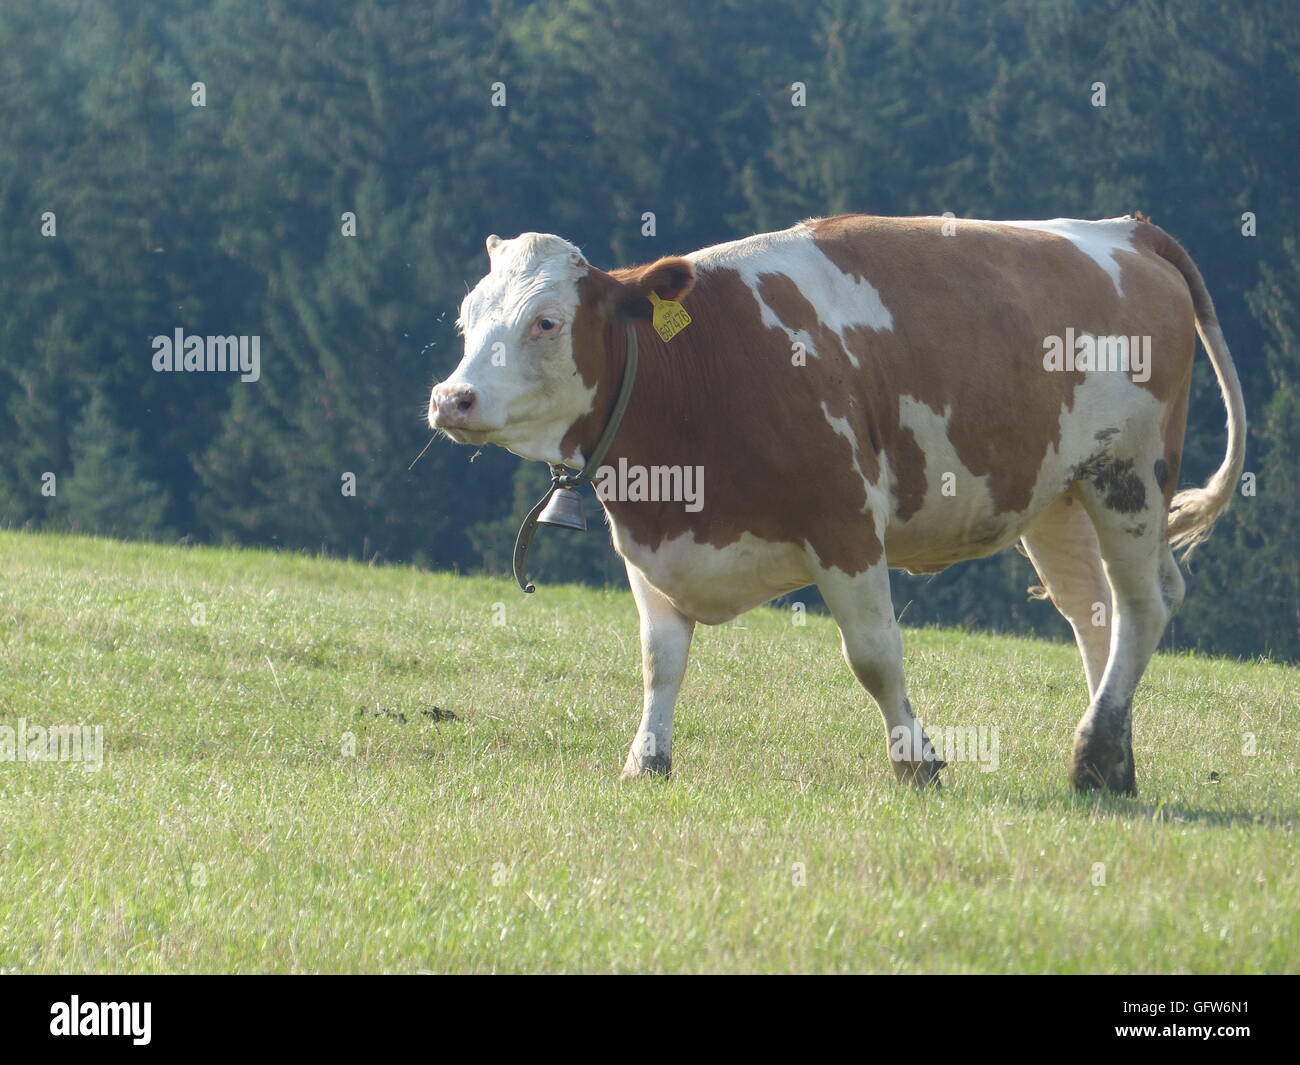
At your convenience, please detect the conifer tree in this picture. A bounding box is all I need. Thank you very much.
[61,391,170,539]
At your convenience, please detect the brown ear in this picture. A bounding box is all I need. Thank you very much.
[614,255,696,315]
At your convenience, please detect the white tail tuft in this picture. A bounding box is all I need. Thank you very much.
[1165,314,1246,558]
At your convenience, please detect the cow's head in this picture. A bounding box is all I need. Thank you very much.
[429,233,694,463]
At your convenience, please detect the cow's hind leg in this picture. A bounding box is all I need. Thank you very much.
[815,557,944,787]
[1020,490,1112,701]
[1070,462,1185,795]
[621,565,695,778]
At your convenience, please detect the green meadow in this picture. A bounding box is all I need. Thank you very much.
[0,530,1294,973]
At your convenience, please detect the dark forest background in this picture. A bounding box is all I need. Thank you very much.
[2,0,1296,660]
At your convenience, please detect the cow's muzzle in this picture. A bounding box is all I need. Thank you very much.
[429,382,480,430]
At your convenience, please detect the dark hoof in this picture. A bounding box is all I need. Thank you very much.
[621,751,672,779]
[894,756,946,789]
[1070,726,1136,795]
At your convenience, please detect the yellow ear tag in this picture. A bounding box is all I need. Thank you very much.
[648,291,691,342]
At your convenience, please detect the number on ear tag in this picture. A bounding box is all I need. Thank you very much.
[648,291,691,342]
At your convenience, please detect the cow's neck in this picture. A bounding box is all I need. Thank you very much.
[568,315,688,470]
[568,320,639,481]
[583,314,712,532]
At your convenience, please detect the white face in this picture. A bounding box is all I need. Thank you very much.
[428,232,597,464]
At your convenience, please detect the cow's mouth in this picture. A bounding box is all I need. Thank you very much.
[441,427,492,445]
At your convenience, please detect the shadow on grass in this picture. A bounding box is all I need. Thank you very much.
[1028,790,1299,829]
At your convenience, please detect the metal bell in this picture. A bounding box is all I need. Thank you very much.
[536,485,587,531]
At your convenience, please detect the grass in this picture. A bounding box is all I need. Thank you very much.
[0,529,1295,973]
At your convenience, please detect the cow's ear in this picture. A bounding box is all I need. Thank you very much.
[637,256,696,301]
[616,256,695,315]
[485,234,504,260]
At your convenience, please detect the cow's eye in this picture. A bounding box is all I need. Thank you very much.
[531,316,561,337]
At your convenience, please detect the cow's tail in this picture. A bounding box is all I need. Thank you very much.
[1144,221,1247,558]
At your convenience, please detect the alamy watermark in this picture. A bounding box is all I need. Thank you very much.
[50,996,150,1045]
[152,328,260,382]
[593,457,704,512]
[0,718,104,771]
[1043,328,1151,384]
[891,724,1000,772]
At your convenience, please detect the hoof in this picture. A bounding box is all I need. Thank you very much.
[621,751,672,779]
[892,756,946,789]
[1070,722,1136,795]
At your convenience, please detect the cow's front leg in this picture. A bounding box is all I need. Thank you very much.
[815,557,944,787]
[621,566,695,778]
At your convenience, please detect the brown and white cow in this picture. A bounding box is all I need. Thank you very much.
[429,215,1245,793]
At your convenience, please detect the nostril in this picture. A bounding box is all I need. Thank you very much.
[456,397,473,412]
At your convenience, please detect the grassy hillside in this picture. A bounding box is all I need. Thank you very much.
[0,530,1294,973]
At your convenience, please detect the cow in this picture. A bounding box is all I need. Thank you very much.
[429,215,1245,793]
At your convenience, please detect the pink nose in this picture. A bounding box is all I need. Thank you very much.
[430,383,478,428]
